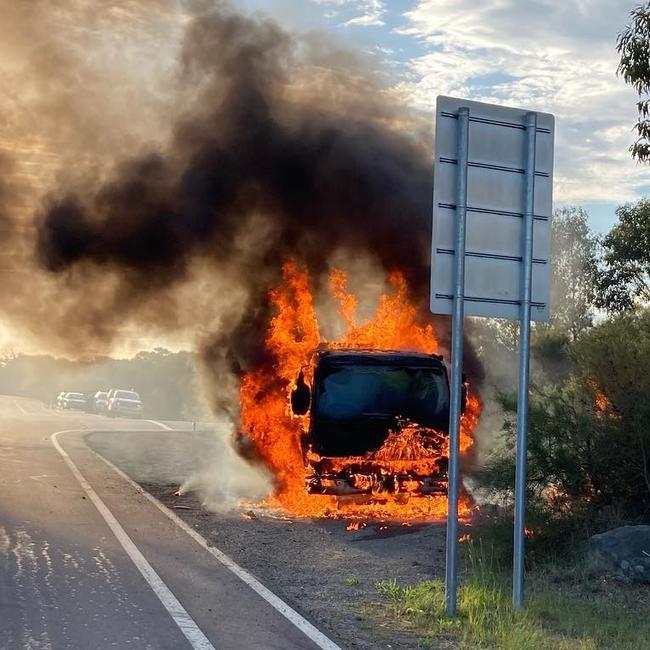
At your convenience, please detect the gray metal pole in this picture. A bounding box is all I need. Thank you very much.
[445,106,469,618]
[513,111,537,610]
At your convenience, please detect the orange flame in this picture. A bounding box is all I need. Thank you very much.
[587,380,619,421]
[239,261,481,520]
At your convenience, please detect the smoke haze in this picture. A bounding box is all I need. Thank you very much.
[0,1,485,420]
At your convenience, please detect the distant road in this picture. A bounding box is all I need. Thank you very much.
[0,396,341,650]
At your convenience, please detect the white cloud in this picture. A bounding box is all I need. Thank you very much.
[397,0,650,206]
[314,0,386,27]
[345,13,385,27]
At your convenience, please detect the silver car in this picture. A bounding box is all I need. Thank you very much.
[93,390,109,414]
[63,392,87,410]
[107,389,143,417]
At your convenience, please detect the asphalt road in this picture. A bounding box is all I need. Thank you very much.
[0,396,341,650]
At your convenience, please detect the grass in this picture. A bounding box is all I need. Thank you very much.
[374,539,650,650]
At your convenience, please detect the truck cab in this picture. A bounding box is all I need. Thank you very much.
[291,349,461,496]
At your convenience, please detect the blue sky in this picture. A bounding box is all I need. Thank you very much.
[241,0,650,233]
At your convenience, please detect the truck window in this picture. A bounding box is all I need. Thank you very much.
[316,365,449,423]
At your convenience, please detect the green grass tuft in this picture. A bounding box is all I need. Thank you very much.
[375,539,649,650]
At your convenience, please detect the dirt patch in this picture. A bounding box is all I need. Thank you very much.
[145,482,460,649]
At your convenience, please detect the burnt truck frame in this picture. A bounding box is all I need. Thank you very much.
[291,348,466,497]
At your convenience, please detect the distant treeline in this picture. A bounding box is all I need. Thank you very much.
[0,348,211,420]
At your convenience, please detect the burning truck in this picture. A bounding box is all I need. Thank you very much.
[291,348,466,497]
[239,262,479,520]
[27,5,480,520]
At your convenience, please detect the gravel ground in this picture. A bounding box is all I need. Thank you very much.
[87,428,464,649]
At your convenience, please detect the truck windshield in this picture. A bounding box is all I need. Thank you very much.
[315,365,449,424]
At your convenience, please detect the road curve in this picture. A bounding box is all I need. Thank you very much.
[0,396,342,650]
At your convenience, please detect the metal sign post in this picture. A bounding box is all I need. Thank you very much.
[444,106,469,618]
[512,112,537,610]
[430,97,555,617]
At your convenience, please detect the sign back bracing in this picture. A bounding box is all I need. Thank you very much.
[430,96,555,321]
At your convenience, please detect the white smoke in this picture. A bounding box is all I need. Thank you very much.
[178,418,272,511]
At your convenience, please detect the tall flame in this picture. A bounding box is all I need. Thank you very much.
[240,261,480,519]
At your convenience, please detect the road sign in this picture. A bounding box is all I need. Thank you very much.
[430,96,555,617]
[430,96,555,321]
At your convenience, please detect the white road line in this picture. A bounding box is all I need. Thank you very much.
[12,399,28,414]
[51,430,215,650]
[89,438,344,650]
[146,419,173,430]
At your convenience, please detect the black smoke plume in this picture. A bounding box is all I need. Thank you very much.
[33,4,481,409]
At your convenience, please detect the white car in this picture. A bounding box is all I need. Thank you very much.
[93,391,109,414]
[107,390,143,418]
[63,392,87,410]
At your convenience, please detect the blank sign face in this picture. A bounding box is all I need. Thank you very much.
[430,96,555,321]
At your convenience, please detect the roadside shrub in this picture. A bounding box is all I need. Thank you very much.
[475,310,650,544]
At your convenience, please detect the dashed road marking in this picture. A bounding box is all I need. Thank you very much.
[51,430,215,650]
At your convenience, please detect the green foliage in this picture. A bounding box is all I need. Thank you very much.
[376,575,590,649]
[472,206,597,390]
[575,311,650,506]
[531,326,572,382]
[376,540,650,649]
[485,381,617,504]
[0,348,210,420]
[477,309,650,524]
[596,199,650,311]
[471,505,621,570]
[618,3,650,161]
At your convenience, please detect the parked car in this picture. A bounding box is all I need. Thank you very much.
[93,390,109,414]
[107,389,143,418]
[63,392,87,410]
